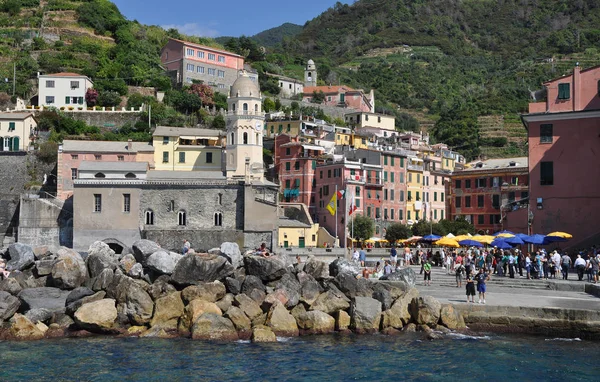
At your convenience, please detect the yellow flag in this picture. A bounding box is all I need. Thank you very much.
[326,193,337,216]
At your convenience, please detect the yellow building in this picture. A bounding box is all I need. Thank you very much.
[278,217,320,248]
[0,112,37,152]
[351,133,370,149]
[406,156,424,223]
[152,126,224,172]
[265,120,303,138]
[345,111,395,131]
[334,126,353,146]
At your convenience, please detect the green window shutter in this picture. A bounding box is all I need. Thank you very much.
[285,180,290,188]
[9,122,15,131]
[441,193,445,202]
[79,97,84,105]
[400,158,404,167]
[391,157,395,166]
[163,151,169,162]
[295,179,300,188]
[285,162,290,171]
[384,171,388,181]
[391,172,394,182]
[312,160,316,170]
[12,137,19,151]
[558,83,570,100]
[434,192,437,202]
[384,156,388,165]
[65,97,70,104]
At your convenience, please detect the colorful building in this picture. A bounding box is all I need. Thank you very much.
[38,72,93,109]
[303,85,373,113]
[448,157,528,234]
[152,126,224,172]
[345,111,395,131]
[0,112,37,152]
[278,203,319,248]
[265,119,303,139]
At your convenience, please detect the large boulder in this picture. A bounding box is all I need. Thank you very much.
[334,310,351,331]
[191,313,238,341]
[384,288,419,329]
[233,294,263,320]
[224,306,252,333]
[350,296,382,334]
[119,254,137,274]
[66,291,106,316]
[251,325,277,343]
[171,253,234,286]
[51,248,87,290]
[9,313,45,340]
[86,241,119,278]
[266,302,298,337]
[150,292,184,327]
[34,259,58,277]
[296,310,335,335]
[181,281,226,304]
[274,273,301,308]
[131,240,161,264]
[439,304,466,330]
[244,255,288,282]
[178,299,222,335]
[146,250,182,275]
[410,296,442,326]
[18,287,71,312]
[310,287,350,315]
[108,275,154,325]
[0,291,20,320]
[6,243,35,271]
[24,308,53,324]
[380,267,416,287]
[300,277,320,306]
[0,278,23,296]
[329,258,361,278]
[372,288,393,311]
[73,299,118,332]
[219,242,243,269]
[148,277,177,301]
[333,272,374,298]
[65,287,95,306]
[303,256,330,280]
[241,275,265,294]
[224,277,241,295]
[90,269,114,292]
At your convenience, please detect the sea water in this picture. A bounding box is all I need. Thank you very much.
[0,333,597,381]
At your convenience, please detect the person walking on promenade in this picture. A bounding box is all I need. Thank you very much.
[390,246,398,267]
[423,260,432,286]
[404,247,412,266]
[535,251,543,279]
[465,271,476,303]
[517,250,524,277]
[508,251,516,279]
[574,254,586,281]
[552,250,561,278]
[352,248,360,263]
[525,253,532,279]
[485,251,494,273]
[445,252,453,275]
[455,262,465,288]
[589,254,599,284]
[476,268,490,304]
[561,252,572,280]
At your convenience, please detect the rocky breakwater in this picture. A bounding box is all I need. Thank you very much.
[0,242,466,342]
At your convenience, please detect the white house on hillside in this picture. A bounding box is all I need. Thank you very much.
[38,72,94,108]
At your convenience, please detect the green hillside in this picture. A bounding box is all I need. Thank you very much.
[216,22,303,48]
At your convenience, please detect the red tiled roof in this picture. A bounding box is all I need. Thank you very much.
[42,72,87,77]
[303,85,356,94]
[167,38,244,58]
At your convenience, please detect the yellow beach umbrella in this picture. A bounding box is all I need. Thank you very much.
[472,235,495,245]
[496,233,515,238]
[546,231,573,239]
[454,234,472,242]
[435,237,460,248]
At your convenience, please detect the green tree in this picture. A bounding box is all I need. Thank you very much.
[411,220,447,237]
[431,102,481,160]
[385,223,411,243]
[353,214,374,241]
[311,90,325,104]
[211,114,226,129]
[97,91,122,107]
[274,98,282,111]
[263,98,276,112]
[438,217,476,235]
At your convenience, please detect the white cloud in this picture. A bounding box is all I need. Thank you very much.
[161,22,219,38]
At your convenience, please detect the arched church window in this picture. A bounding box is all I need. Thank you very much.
[243,103,248,114]
[243,132,248,144]
[145,209,154,225]
[178,210,187,226]
[214,212,223,226]
[230,133,234,145]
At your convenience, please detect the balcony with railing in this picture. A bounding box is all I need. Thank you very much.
[407,164,424,171]
[500,183,528,191]
[226,110,265,119]
[366,176,383,187]
[346,175,365,184]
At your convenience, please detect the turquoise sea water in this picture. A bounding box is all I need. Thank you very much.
[0,333,597,381]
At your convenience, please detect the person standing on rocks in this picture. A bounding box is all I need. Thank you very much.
[476,268,490,304]
[182,239,191,255]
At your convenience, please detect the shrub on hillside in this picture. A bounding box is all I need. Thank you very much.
[36,141,58,164]
[97,91,122,107]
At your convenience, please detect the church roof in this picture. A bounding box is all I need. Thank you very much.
[230,72,260,98]
[153,126,225,138]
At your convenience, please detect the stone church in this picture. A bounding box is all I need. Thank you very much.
[71,73,279,253]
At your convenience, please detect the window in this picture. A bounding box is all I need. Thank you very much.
[163,136,169,144]
[478,215,484,225]
[400,190,404,202]
[71,168,77,180]
[384,171,388,182]
[94,172,105,178]
[558,83,570,100]
[384,208,388,219]
[125,173,136,179]
[45,96,55,104]
[416,191,420,201]
[477,178,487,188]
[218,70,225,78]
[455,196,462,208]
[71,154,78,160]
[492,195,500,209]
[541,161,554,185]
[320,171,323,179]
[400,157,404,168]
[441,193,444,202]
[178,211,187,226]
[407,191,412,201]
[477,195,484,208]
[384,189,388,200]
[417,174,420,184]
[179,152,185,163]
[391,157,395,166]
[94,154,101,160]
[169,200,175,212]
[511,176,518,185]
[186,63,195,72]
[286,180,291,188]
[367,206,371,217]
[94,194,102,212]
[465,196,471,208]
[145,210,154,225]
[328,169,332,178]
[399,173,404,183]
[123,194,131,213]
[163,152,169,163]
[206,152,213,163]
[218,193,223,205]
[465,179,471,189]
[214,212,223,226]
[117,155,124,161]
[70,81,79,89]
[46,80,55,88]
[434,210,438,220]
[218,55,225,63]
[208,68,216,76]
[391,190,395,201]
[285,162,291,171]
[186,48,194,56]
[384,156,388,165]
[323,185,329,195]
[391,172,395,182]
[415,211,420,220]
[521,191,529,199]
[356,199,360,208]
[408,173,412,182]
[391,209,395,220]
[198,51,205,58]
[355,186,360,197]
[208,53,216,60]
[407,211,411,220]
[455,180,462,189]
[540,124,553,144]
[399,209,403,220]
[197,66,205,74]
[295,179,300,188]
[294,161,300,170]
[243,132,248,144]
[508,192,516,203]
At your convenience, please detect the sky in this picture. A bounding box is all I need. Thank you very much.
[112,0,351,38]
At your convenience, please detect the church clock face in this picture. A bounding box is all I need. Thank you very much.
[255,122,263,132]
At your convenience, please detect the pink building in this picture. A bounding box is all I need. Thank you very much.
[516,64,600,248]
[160,38,248,91]
[57,140,154,200]
[303,85,373,113]
[274,134,325,221]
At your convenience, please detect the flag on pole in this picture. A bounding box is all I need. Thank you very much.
[348,192,357,215]
[326,189,345,216]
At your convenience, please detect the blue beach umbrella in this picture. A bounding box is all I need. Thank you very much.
[421,234,442,242]
[545,236,568,243]
[490,238,513,249]
[504,236,525,245]
[522,234,549,245]
[458,239,483,248]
